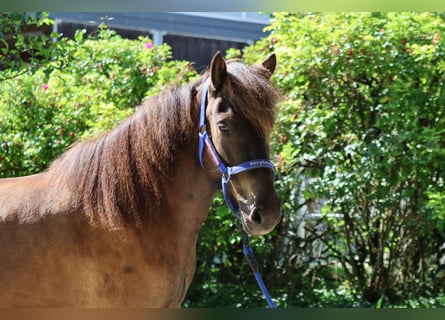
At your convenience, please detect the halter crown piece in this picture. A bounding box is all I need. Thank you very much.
[198,78,277,308]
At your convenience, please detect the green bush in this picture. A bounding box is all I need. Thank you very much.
[0,12,56,73]
[0,17,195,177]
[233,12,445,306]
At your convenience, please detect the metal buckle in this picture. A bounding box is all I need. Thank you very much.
[222,170,230,183]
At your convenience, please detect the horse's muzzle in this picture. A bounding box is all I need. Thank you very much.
[239,200,282,236]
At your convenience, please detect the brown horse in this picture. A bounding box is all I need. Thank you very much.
[0,52,281,307]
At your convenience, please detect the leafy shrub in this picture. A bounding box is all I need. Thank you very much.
[235,12,445,306]
[0,17,195,177]
[0,12,56,73]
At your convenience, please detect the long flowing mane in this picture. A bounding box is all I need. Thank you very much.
[47,61,279,230]
[48,83,199,229]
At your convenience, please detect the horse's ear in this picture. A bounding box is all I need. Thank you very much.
[261,53,276,78]
[210,51,227,90]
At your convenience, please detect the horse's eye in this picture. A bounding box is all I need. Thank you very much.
[218,101,230,113]
[217,122,230,133]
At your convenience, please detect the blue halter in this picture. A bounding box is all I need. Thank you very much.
[198,78,275,217]
[198,78,277,308]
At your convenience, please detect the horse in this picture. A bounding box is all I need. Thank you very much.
[0,51,281,307]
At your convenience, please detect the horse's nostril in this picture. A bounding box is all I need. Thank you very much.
[250,207,263,225]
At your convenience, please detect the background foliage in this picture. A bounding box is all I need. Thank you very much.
[216,12,445,307]
[1,12,445,307]
[0,13,194,177]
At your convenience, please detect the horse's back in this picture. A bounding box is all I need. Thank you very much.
[0,172,76,224]
[0,212,89,306]
[0,173,192,307]
[0,211,189,307]
[0,174,86,305]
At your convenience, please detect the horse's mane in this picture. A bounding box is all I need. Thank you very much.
[217,61,279,143]
[47,60,279,230]
[49,83,198,229]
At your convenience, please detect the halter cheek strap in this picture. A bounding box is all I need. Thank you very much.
[198,78,275,217]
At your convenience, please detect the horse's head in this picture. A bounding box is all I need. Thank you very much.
[201,52,282,236]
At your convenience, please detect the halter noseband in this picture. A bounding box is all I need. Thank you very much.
[198,78,275,217]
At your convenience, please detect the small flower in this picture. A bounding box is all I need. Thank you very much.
[41,84,49,90]
[144,42,153,50]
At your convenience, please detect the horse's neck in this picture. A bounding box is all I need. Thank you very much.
[161,146,220,231]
